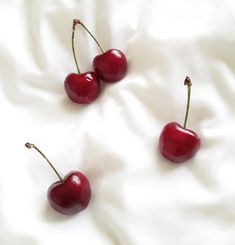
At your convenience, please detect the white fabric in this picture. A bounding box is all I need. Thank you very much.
[1,0,235,244]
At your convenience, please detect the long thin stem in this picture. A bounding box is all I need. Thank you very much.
[74,19,105,54]
[72,19,81,74]
[183,76,192,129]
[25,143,63,182]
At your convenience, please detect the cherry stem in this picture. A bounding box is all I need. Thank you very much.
[183,76,192,129]
[25,143,63,182]
[72,19,81,74]
[73,19,105,54]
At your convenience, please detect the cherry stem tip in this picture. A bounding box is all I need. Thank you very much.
[73,19,82,30]
[25,142,34,149]
[184,76,192,86]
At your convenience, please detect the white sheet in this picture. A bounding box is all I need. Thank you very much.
[1,0,235,244]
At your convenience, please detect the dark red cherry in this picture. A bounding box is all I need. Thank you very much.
[75,19,128,83]
[25,143,91,216]
[159,77,200,163]
[64,19,100,104]
[93,49,128,83]
[64,72,100,104]
[48,171,91,216]
[159,122,200,163]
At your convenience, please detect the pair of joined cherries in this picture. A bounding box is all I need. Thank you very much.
[25,78,200,216]
[64,19,128,104]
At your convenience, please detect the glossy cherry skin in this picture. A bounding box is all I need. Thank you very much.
[159,122,200,163]
[64,72,100,104]
[47,171,91,215]
[93,49,128,83]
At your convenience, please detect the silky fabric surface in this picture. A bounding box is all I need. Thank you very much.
[1,0,235,244]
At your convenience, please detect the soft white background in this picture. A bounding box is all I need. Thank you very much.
[1,0,235,244]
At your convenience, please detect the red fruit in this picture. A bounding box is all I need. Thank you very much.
[64,72,100,104]
[159,122,200,163]
[74,19,128,83]
[25,143,91,216]
[159,76,200,163]
[48,171,91,216]
[64,20,101,104]
[93,49,128,83]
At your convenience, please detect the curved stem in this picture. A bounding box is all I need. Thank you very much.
[72,20,81,74]
[183,76,192,129]
[74,19,105,54]
[25,143,63,182]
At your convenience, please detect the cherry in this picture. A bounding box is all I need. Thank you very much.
[25,143,91,215]
[159,77,200,163]
[76,19,128,83]
[64,19,100,104]
[159,122,200,163]
[65,72,100,104]
[47,171,91,216]
[93,49,127,83]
